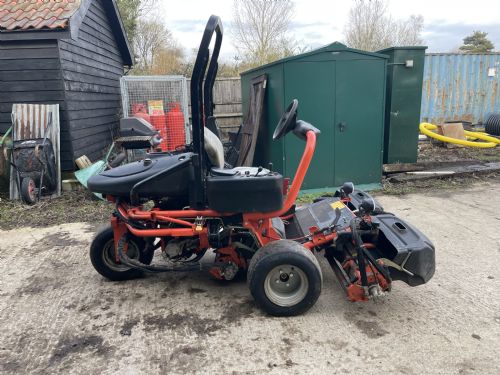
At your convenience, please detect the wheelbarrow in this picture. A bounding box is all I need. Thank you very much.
[4,114,57,204]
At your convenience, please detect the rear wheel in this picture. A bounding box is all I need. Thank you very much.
[248,240,322,316]
[21,177,37,204]
[90,226,154,281]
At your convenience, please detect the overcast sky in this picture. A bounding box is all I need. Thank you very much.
[158,0,500,61]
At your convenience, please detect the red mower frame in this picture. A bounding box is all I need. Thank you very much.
[110,131,316,253]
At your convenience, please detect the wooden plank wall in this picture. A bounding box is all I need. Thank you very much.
[187,77,242,139]
[58,0,124,167]
[0,40,64,137]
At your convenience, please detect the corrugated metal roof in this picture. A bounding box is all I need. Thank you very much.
[421,53,500,124]
[0,0,81,31]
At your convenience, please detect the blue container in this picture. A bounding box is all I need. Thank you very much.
[421,53,500,124]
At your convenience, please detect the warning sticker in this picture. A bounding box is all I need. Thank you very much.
[330,201,346,210]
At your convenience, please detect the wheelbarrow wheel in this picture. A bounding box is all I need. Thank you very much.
[90,226,155,281]
[21,177,37,205]
[248,240,322,316]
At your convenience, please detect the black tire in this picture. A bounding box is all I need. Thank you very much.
[90,226,155,281]
[20,177,37,204]
[248,240,322,316]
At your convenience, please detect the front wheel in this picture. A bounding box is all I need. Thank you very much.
[90,226,154,281]
[248,240,322,316]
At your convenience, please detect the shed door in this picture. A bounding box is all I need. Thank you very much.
[284,61,335,189]
[334,60,384,185]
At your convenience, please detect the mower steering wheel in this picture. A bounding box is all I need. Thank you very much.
[273,99,298,140]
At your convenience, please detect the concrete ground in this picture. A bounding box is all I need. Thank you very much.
[1,183,499,375]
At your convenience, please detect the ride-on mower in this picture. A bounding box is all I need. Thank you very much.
[88,16,435,316]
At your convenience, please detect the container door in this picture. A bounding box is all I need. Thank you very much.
[284,61,335,189]
[334,60,384,186]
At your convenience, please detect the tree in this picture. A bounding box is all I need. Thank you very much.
[393,15,424,46]
[132,18,184,75]
[231,0,298,67]
[116,0,157,44]
[148,45,185,75]
[459,31,494,53]
[344,0,424,51]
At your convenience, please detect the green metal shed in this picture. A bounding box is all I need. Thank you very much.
[377,47,427,164]
[241,42,388,191]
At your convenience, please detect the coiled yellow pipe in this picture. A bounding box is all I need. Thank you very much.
[419,122,500,148]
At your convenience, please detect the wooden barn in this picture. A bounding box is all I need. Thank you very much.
[0,0,133,170]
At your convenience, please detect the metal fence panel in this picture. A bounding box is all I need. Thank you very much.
[421,53,500,124]
[120,76,191,143]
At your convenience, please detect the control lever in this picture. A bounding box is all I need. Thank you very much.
[255,166,263,176]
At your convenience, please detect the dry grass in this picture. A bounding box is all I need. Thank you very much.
[0,190,113,230]
[379,171,500,196]
[418,142,500,163]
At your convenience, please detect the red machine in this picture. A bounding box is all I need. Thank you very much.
[87,16,435,317]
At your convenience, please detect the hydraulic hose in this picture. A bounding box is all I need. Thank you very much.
[351,218,368,288]
[419,122,500,148]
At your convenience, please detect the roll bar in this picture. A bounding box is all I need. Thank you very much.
[203,50,218,119]
[190,15,223,209]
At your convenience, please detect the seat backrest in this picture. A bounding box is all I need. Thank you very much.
[204,127,224,168]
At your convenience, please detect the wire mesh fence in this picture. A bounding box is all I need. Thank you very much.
[120,76,191,149]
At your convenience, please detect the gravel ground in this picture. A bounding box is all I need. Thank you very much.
[1,183,500,374]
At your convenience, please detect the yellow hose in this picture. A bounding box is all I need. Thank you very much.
[419,122,500,148]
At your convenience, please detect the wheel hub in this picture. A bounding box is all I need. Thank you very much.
[264,265,308,307]
[102,239,139,272]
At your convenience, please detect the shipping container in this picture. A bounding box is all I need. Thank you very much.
[421,53,500,125]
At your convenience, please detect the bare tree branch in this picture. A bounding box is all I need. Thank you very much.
[231,0,297,66]
[344,0,424,51]
[132,18,184,75]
